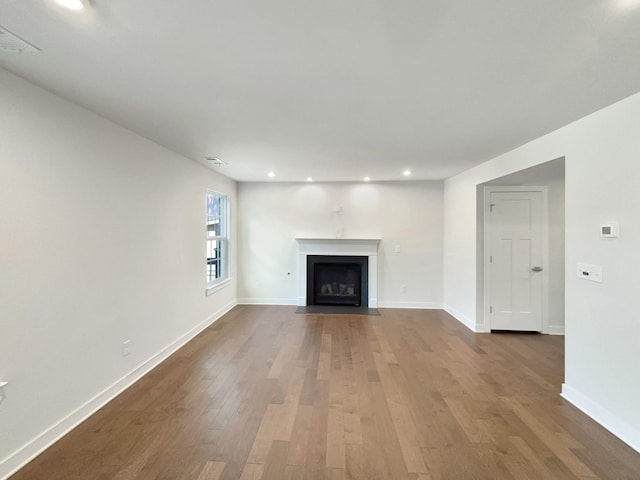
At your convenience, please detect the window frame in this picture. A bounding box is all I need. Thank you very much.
[206,190,230,291]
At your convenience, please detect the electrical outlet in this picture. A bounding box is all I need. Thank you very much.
[122,340,132,356]
[401,284,407,293]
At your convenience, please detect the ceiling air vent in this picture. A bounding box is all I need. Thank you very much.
[0,26,40,54]
[204,157,227,166]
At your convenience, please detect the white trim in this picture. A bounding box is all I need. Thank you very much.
[444,304,489,332]
[482,186,549,333]
[547,325,565,335]
[236,300,443,310]
[237,298,298,306]
[561,384,640,454]
[206,277,232,296]
[378,301,442,309]
[0,301,237,480]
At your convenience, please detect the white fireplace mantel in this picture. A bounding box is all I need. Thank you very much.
[295,237,381,307]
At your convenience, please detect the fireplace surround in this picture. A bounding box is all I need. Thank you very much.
[296,237,380,308]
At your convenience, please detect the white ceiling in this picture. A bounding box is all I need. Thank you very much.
[2,0,640,182]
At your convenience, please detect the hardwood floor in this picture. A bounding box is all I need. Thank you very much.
[11,306,640,479]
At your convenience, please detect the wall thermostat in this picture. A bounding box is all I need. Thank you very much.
[600,223,619,238]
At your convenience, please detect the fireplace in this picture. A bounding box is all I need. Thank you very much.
[307,255,368,307]
[296,237,380,308]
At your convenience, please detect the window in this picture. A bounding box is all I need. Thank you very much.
[206,191,229,288]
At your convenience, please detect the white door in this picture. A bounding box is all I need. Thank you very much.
[487,189,545,331]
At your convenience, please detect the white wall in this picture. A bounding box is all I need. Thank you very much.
[0,68,237,478]
[444,92,640,452]
[237,181,443,308]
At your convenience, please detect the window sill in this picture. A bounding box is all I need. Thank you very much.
[206,278,232,296]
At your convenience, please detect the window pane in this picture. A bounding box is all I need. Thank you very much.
[206,191,229,287]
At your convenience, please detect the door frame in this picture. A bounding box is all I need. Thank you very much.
[483,186,549,333]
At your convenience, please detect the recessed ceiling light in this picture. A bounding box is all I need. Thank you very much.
[616,0,640,10]
[306,177,313,182]
[403,170,412,176]
[54,0,87,11]
[363,176,371,182]
[267,171,276,178]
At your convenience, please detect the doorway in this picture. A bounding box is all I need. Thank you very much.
[477,158,565,334]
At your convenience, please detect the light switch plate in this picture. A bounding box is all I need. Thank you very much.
[577,263,602,283]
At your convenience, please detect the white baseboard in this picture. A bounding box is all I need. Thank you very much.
[561,383,640,454]
[238,299,442,310]
[0,300,237,480]
[378,301,442,309]
[237,298,298,306]
[547,325,565,335]
[443,304,489,332]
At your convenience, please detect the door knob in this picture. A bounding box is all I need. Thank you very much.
[532,266,543,272]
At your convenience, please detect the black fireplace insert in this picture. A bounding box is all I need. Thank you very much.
[306,255,368,307]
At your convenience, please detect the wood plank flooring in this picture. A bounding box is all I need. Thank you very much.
[11,306,640,479]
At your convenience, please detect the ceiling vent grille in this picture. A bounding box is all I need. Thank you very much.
[0,26,40,53]
[204,157,227,166]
